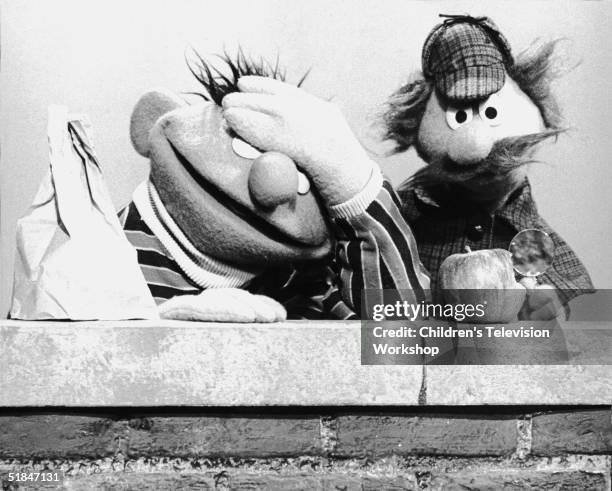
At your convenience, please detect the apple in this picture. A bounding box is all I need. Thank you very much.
[438,247,526,323]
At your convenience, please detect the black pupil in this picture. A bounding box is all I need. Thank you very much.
[485,106,498,119]
[455,110,467,124]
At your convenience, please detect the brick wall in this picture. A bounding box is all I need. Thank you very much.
[1,407,610,490]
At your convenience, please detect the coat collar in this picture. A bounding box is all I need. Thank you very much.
[409,175,541,232]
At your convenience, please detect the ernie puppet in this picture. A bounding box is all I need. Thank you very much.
[383,14,593,318]
[120,52,430,321]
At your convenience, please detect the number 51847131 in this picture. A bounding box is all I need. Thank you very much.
[7,472,61,482]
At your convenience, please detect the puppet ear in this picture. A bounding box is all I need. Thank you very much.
[130,89,186,157]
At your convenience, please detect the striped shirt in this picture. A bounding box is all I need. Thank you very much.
[323,178,431,319]
[121,172,430,320]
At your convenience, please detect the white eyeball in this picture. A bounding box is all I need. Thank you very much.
[232,137,262,159]
[297,171,310,195]
[445,106,473,130]
[479,95,503,127]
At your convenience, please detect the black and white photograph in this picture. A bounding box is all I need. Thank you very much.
[1,0,611,489]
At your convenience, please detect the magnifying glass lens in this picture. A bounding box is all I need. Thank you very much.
[509,229,555,277]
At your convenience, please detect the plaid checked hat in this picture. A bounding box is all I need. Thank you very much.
[422,14,514,102]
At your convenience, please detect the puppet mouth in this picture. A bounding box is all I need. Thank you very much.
[168,141,326,248]
[441,158,482,176]
[440,158,506,182]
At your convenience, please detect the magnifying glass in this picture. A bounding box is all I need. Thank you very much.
[509,229,555,283]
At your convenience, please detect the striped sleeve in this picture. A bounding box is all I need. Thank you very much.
[324,170,431,318]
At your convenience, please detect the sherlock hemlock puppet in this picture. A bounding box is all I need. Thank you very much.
[383,15,593,318]
[122,52,429,321]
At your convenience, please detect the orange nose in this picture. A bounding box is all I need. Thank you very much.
[448,125,494,165]
[248,152,298,209]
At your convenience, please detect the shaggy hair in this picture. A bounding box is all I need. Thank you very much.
[382,76,433,153]
[508,39,567,130]
[186,48,308,105]
[382,40,567,154]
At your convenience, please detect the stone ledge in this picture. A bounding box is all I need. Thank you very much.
[0,320,422,407]
[0,320,610,407]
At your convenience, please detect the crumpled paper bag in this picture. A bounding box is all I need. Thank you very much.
[9,105,159,320]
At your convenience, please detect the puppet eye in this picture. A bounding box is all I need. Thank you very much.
[445,106,473,130]
[297,171,310,195]
[232,137,262,159]
[479,96,503,127]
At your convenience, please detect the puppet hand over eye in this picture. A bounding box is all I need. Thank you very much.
[222,76,379,206]
[158,288,287,323]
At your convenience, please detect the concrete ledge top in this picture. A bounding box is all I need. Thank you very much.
[1,320,610,407]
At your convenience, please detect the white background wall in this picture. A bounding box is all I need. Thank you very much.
[2,0,611,313]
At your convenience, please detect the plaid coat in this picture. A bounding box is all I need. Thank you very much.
[398,175,594,309]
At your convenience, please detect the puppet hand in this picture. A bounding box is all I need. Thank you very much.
[158,288,287,323]
[518,278,564,321]
[222,76,378,206]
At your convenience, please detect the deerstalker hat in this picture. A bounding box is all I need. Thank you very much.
[422,14,514,102]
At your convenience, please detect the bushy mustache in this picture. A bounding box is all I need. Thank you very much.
[416,129,564,184]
